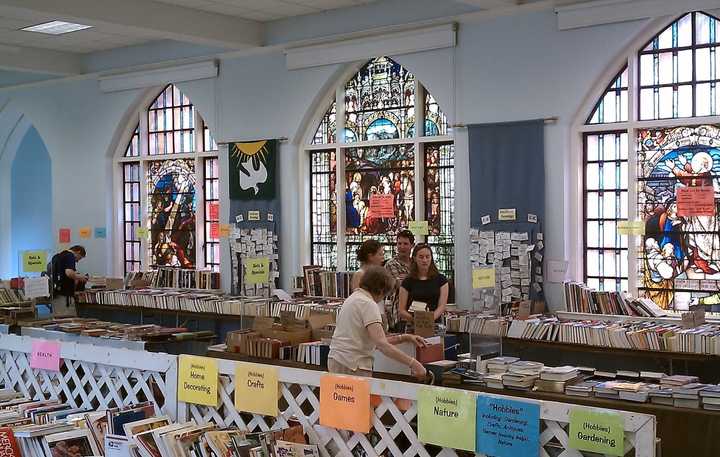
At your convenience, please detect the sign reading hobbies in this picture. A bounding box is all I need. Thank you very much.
[30,340,61,372]
[369,194,394,218]
[568,408,624,456]
[476,396,540,457]
[319,375,371,433]
[178,355,218,406]
[235,363,279,416]
[418,386,476,451]
[677,186,715,216]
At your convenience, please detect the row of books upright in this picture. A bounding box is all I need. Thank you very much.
[302,266,354,298]
[507,316,720,355]
[563,282,667,317]
[124,268,221,291]
[0,287,25,306]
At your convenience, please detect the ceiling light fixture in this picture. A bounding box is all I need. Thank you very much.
[21,20,93,35]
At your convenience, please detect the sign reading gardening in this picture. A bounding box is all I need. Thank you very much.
[569,408,624,456]
[418,386,476,451]
[178,355,218,406]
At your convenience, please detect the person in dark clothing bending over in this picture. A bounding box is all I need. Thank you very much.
[50,245,87,317]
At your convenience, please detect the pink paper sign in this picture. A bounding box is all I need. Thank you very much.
[369,194,395,218]
[58,228,71,244]
[208,202,220,220]
[30,340,61,372]
[677,186,715,216]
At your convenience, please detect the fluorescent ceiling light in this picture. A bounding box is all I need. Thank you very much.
[21,20,93,35]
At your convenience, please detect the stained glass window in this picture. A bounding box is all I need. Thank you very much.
[123,163,141,274]
[425,143,455,276]
[587,68,628,124]
[310,150,337,268]
[639,12,720,120]
[204,158,220,272]
[125,125,140,157]
[148,85,195,155]
[313,102,336,145]
[638,125,720,310]
[308,56,454,276]
[584,132,629,291]
[345,57,415,143]
[147,159,197,268]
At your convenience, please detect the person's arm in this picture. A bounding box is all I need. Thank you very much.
[64,269,87,282]
[367,323,426,379]
[398,286,412,322]
[433,283,449,321]
[387,334,427,347]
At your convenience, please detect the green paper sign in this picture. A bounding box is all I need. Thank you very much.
[408,220,429,236]
[243,257,270,285]
[418,386,476,451]
[569,409,624,456]
[22,250,47,273]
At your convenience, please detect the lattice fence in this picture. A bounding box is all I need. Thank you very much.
[179,359,657,457]
[0,334,178,419]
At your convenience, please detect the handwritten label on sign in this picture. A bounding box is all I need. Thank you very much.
[94,227,107,239]
[59,228,71,244]
[178,355,218,406]
[244,257,269,284]
[568,409,624,456]
[135,227,149,239]
[235,363,279,416]
[320,375,371,433]
[472,268,496,289]
[414,311,435,337]
[219,224,231,238]
[22,250,47,273]
[408,220,429,236]
[617,220,645,236]
[210,223,220,239]
[476,396,539,457]
[30,340,61,372]
[78,226,91,239]
[677,186,715,216]
[208,202,219,220]
[248,210,261,221]
[498,208,517,221]
[369,194,395,218]
[418,386,476,451]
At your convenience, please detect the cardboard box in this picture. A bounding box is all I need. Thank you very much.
[416,336,444,364]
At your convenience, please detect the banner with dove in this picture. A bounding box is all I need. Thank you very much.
[229,140,277,200]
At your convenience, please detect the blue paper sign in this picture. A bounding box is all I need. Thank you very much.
[94,227,107,239]
[476,396,540,457]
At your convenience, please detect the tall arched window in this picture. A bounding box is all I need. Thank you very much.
[581,11,720,310]
[305,57,455,277]
[117,84,219,274]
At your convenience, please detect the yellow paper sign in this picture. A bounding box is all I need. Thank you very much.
[320,374,371,433]
[244,257,270,284]
[235,363,279,416]
[472,268,496,289]
[135,226,149,239]
[248,210,261,221]
[178,355,218,406]
[219,224,232,238]
[408,220,429,236]
[22,250,47,273]
[78,226,91,239]
[617,220,645,236]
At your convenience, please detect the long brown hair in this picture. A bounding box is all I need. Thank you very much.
[408,243,439,279]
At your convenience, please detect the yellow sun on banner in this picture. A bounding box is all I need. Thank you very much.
[231,141,271,196]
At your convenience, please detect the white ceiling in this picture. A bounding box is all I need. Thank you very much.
[153,0,380,22]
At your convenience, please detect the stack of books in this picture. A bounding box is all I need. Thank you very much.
[566,380,601,397]
[124,268,221,290]
[24,318,213,343]
[563,281,667,317]
[502,361,544,390]
[700,386,720,410]
[486,356,519,375]
[535,366,580,393]
[671,382,712,409]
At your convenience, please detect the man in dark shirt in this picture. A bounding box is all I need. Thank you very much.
[50,245,88,317]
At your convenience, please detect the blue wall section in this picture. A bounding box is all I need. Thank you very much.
[11,126,52,276]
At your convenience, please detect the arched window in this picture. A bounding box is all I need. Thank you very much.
[117,84,219,274]
[306,57,455,276]
[581,11,720,310]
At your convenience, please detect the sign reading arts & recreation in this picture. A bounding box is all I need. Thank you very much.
[476,396,539,457]
[178,355,218,406]
[319,374,371,433]
[235,363,279,416]
[418,386,476,451]
[568,408,624,456]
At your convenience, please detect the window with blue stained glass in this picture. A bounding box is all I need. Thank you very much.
[587,68,628,124]
[148,84,195,155]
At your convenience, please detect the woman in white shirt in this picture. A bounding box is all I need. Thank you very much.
[328,266,427,380]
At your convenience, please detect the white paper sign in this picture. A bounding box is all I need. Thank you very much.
[481,215,491,225]
[24,276,49,298]
[547,260,569,283]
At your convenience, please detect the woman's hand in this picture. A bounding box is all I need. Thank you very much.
[409,359,427,380]
[404,334,427,347]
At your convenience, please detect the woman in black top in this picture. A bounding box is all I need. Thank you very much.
[398,244,449,322]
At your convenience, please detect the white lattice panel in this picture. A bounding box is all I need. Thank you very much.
[180,359,657,457]
[0,334,178,420]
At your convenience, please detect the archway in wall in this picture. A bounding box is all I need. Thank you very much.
[10,126,52,276]
[576,11,720,311]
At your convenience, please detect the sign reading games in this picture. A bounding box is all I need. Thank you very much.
[178,355,218,406]
[418,386,476,451]
[319,375,371,433]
